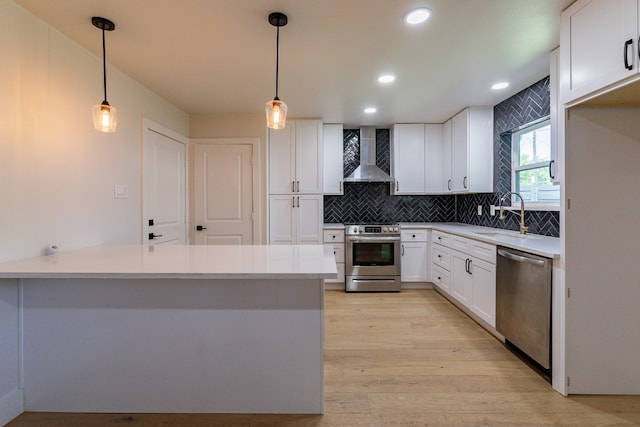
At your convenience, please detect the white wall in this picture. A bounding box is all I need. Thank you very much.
[0,0,189,263]
[0,1,188,423]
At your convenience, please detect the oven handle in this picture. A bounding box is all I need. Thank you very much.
[346,236,401,242]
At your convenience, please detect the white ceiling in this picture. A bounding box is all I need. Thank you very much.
[14,0,574,127]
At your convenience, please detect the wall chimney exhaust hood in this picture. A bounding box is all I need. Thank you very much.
[343,127,395,183]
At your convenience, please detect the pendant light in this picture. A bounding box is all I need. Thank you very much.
[265,12,288,130]
[91,17,118,133]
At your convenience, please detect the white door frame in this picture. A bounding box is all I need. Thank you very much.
[190,138,261,244]
[141,118,189,244]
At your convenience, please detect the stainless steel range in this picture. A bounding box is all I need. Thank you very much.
[345,224,401,292]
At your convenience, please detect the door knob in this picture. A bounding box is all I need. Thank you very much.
[196,225,207,231]
[148,233,163,240]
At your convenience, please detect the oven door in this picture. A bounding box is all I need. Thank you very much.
[345,235,401,277]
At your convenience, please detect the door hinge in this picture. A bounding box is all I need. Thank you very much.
[251,212,255,221]
[567,198,571,209]
[567,287,571,299]
[567,376,571,387]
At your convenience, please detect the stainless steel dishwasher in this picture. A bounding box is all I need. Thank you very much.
[496,247,552,369]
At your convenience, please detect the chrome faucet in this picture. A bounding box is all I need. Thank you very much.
[499,192,528,234]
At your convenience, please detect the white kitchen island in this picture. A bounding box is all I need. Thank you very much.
[0,244,337,415]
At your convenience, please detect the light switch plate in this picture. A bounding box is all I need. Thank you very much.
[490,205,496,216]
[477,205,482,216]
[114,184,129,199]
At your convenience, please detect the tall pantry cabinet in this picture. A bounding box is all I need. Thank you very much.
[268,120,324,244]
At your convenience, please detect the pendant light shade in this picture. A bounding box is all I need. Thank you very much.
[266,12,288,130]
[91,17,117,133]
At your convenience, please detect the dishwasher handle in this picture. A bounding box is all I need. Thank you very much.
[497,248,546,267]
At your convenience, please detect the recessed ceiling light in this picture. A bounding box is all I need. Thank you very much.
[404,8,431,25]
[378,74,395,84]
[364,107,377,114]
[492,82,509,90]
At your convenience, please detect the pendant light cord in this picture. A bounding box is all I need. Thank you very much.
[102,28,108,103]
[275,25,280,99]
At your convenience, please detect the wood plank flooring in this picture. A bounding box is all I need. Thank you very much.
[8,289,640,426]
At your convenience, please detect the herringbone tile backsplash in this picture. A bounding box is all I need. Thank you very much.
[323,77,559,237]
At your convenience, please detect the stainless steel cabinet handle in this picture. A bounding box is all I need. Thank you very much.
[447,179,452,191]
[467,259,472,274]
[296,181,300,192]
[498,248,546,266]
[549,160,555,180]
[463,176,468,189]
[339,181,343,192]
[292,181,295,193]
[296,196,300,208]
[292,197,295,208]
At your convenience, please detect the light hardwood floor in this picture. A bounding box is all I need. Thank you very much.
[8,289,640,426]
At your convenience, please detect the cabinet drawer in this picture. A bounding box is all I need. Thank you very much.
[449,234,496,264]
[323,229,345,243]
[432,230,451,247]
[401,229,428,242]
[432,244,451,271]
[468,240,496,264]
[331,244,345,263]
[432,264,451,293]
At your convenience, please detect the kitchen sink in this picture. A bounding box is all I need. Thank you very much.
[474,231,541,240]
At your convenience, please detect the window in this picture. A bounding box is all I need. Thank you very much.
[511,118,559,204]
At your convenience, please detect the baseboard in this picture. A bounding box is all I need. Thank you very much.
[324,282,344,291]
[0,388,24,426]
[401,282,433,290]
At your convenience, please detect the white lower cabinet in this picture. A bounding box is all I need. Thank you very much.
[431,230,496,327]
[269,195,323,244]
[323,227,345,283]
[401,228,429,282]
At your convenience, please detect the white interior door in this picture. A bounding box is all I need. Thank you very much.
[192,140,257,245]
[142,119,188,245]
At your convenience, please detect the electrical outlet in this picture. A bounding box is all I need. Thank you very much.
[490,205,496,216]
[477,205,482,216]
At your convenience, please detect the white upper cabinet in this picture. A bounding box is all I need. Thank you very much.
[323,124,344,195]
[560,0,639,105]
[445,108,493,193]
[391,124,426,194]
[425,124,445,193]
[442,119,453,192]
[269,120,323,194]
[550,48,562,185]
[391,123,445,195]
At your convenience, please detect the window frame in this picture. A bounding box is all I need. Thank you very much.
[510,117,559,208]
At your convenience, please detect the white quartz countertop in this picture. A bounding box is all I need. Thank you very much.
[399,223,560,259]
[0,244,338,280]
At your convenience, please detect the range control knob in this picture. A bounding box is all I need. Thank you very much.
[394,226,399,232]
[382,226,388,232]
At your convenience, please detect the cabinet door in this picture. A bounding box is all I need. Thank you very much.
[442,119,452,192]
[451,109,469,192]
[297,195,323,244]
[451,250,472,306]
[269,123,296,194]
[401,241,428,282]
[391,124,426,194]
[432,264,451,294]
[269,195,295,244]
[560,0,638,104]
[470,258,496,327]
[323,124,344,195]
[550,48,562,185]
[296,120,323,194]
[425,124,444,193]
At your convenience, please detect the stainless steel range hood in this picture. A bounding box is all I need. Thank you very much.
[343,127,395,183]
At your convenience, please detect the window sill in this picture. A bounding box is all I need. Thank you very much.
[502,203,560,212]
